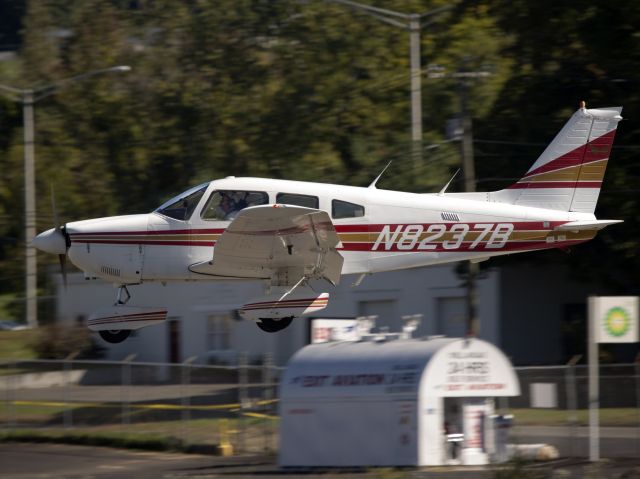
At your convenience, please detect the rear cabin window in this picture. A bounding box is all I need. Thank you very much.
[201,190,268,221]
[276,193,319,209]
[332,199,364,219]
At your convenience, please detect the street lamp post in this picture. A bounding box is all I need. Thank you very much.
[0,65,131,328]
[327,0,453,178]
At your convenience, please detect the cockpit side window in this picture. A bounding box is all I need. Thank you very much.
[332,199,365,219]
[155,184,208,221]
[276,193,319,209]
[201,190,268,221]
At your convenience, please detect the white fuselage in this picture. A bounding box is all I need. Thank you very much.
[64,177,596,285]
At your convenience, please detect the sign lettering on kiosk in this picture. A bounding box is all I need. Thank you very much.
[427,339,517,396]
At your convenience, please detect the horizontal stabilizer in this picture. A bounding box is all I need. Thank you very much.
[554,219,623,231]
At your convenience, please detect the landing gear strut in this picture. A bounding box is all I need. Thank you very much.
[96,285,134,343]
[115,285,131,305]
[257,317,293,333]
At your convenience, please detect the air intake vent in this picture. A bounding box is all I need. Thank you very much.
[441,212,460,222]
[100,266,121,277]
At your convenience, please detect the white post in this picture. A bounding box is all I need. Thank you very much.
[565,355,581,458]
[181,355,197,445]
[588,296,599,462]
[635,356,640,459]
[121,353,136,428]
[238,351,248,454]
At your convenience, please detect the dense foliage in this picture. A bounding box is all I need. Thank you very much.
[0,1,638,313]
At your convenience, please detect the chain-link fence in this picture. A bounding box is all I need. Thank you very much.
[505,363,640,458]
[1,355,281,454]
[2,358,639,458]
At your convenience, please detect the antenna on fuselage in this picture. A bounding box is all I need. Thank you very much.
[368,161,393,189]
[438,168,460,196]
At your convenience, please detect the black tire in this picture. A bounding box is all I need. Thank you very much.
[99,330,131,344]
[256,317,293,333]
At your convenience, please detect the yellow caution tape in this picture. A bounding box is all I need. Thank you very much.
[242,412,279,420]
[11,399,278,412]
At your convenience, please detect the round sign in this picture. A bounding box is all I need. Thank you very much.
[604,306,631,337]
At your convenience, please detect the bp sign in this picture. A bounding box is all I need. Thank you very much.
[591,296,639,343]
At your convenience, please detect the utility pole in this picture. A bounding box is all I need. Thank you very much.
[327,0,453,179]
[23,91,37,329]
[460,78,478,337]
[430,66,491,336]
[408,13,422,178]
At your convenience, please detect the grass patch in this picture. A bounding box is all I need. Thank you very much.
[0,294,19,321]
[509,408,640,427]
[0,403,276,449]
[0,329,37,361]
[0,419,272,455]
[0,428,188,452]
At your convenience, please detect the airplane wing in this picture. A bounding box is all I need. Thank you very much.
[189,204,344,285]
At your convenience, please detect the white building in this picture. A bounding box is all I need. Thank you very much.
[56,262,600,366]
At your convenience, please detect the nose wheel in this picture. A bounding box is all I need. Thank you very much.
[257,317,293,333]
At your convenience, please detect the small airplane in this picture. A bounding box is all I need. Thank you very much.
[33,103,623,343]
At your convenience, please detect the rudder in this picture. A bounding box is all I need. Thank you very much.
[495,104,622,213]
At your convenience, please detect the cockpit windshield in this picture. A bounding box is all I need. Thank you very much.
[154,182,209,221]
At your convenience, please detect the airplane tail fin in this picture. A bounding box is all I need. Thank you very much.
[494,104,622,213]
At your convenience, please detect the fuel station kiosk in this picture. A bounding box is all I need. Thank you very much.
[279,335,520,467]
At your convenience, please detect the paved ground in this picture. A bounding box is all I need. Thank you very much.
[512,425,640,458]
[2,443,640,479]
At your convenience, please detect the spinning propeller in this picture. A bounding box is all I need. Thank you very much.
[32,187,71,287]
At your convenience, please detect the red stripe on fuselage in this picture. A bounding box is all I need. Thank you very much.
[72,228,225,236]
[69,222,579,253]
[338,238,588,252]
[335,221,568,233]
[76,240,216,246]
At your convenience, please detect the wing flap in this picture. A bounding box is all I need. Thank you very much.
[189,204,344,284]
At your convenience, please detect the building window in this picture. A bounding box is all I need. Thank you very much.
[207,314,232,350]
[332,199,364,219]
[276,192,319,209]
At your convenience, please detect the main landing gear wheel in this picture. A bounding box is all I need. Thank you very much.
[257,317,293,333]
[99,330,131,344]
